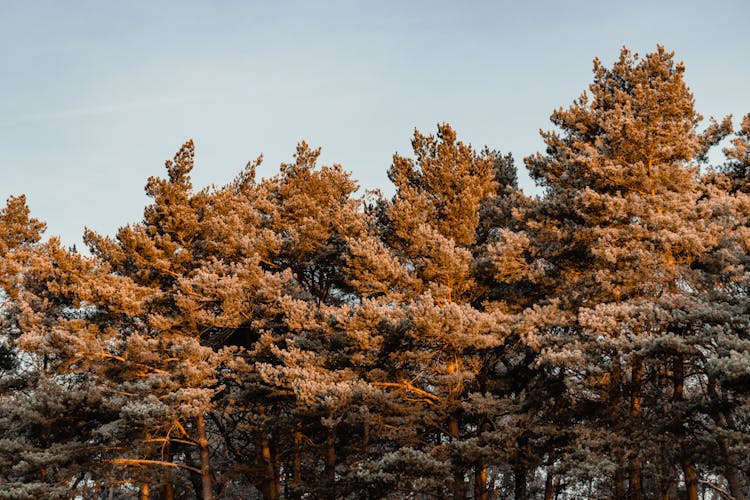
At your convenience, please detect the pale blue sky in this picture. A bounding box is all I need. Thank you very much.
[1,0,748,246]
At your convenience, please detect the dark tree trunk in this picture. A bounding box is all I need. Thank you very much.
[474,464,488,500]
[186,452,203,500]
[325,427,336,485]
[197,414,213,500]
[544,469,554,500]
[294,422,303,488]
[611,360,627,500]
[721,435,744,500]
[673,355,684,401]
[707,376,745,500]
[615,464,627,499]
[449,414,465,499]
[628,457,643,500]
[261,433,277,500]
[660,471,676,500]
[514,467,528,500]
[163,442,175,500]
[40,429,48,483]
[629,360,643,500]
[361,421,370,500]
[273,447,281,499]
[673,356,698,500]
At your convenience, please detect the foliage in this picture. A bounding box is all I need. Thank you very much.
[0,46,749,500]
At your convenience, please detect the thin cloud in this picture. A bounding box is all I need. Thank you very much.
[0,94,218,127]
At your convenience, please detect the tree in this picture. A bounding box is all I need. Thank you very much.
[524,46,733,499]
[364,124,523,499]
[0,196,121,498]
[241,142,374,498]
[722,113,750,193]
[696,113,750,500]
[76,141,241,499]
[2,45,750,499]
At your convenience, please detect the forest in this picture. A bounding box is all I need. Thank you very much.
[1,45,749,499]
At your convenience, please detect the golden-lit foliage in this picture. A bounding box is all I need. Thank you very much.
[0,46,749,500]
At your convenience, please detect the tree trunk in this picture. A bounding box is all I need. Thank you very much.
[273,447,281,500]
[707,375,745,500]
[631,358,642,415]
[163,442,175,500]
[363,420,369,462]
[164,481,174,500]
[185,452,203,500]
[474,464,488,500]
[449,414,465,499]
[140,481,149,500]
[39,429,48,483]
[196,414,213,500]
[628,461,642,500]
[294,422,303,490]
[514,467,528,500]
[673,356,698,500]
[673,355,684,401]
[615,464,627,499]
[261,433,277,500]
[660,470,675,500]
[720,434,744,500]
[325,427,336,485]
[629,360,643,500]
[362,421,370,500]
[681,455,698,500]
[611,359,627,500]
[544,469,554,500]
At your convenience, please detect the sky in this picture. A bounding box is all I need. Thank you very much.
[1,0,748,247]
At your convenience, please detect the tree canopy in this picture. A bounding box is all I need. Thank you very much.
[1,46,749,500]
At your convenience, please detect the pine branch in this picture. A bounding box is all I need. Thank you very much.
[109,458,202,474]
[697,480,735,500]
[373,381,442,406]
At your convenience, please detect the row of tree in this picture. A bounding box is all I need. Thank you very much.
[1,46,749,499]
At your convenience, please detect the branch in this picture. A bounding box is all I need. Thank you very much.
[373,381,443,406]
[109,458,202,474]
[143,437,198,447]
[76,351,169,375]
[83,351,125,363]
[698,479,735,500]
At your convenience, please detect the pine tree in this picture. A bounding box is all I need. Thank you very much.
[244,142,373,497]
[364,124,523,498]
[524,46,734,499]
[2,46,750,499]
[77,142,242,499]
[0,197,120,498]
[695,114,750,500]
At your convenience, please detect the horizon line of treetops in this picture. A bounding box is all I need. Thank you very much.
[2,45,750,500]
